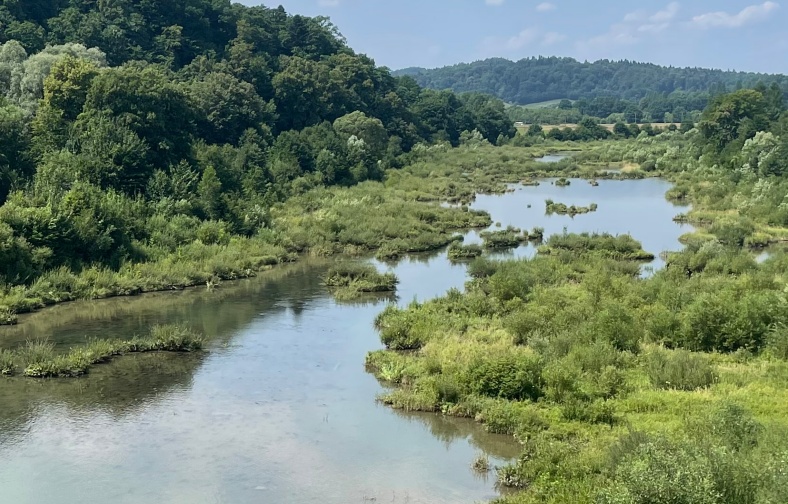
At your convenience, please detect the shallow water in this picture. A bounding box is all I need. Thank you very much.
[465,178,693,271]
[0,178,691,503]
[534,153,570,163]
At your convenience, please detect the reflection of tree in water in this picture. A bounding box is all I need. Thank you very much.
[0,259,338,443]
[0,260,334,350]
[388,409,521,461]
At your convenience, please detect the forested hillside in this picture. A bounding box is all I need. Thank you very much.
[0,0,513,301]
[398,56,788,105]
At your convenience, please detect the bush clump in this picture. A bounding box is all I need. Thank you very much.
[539,232,655,261]
[323,263,398,300]
[643,348,718,391]
[545,199,598,216]
[480,226,527,249]
[447,242,483,261]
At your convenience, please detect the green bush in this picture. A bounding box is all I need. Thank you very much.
[467,352,544,401]
[643,348,717,391]
[376,305,425,350]
[447,242,483,261]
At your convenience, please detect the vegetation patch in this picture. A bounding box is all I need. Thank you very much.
[538,232,655,261]
[323,263,398,300]
[480,227,528,249]
[545,199,598,216]
[1,325,203,378]
[447,243,484,261]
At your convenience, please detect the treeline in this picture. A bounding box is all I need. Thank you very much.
[398,56,788,105]
[0,1,514,289]
[508,91,709,125]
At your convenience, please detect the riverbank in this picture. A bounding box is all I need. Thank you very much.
[0,142,632,326]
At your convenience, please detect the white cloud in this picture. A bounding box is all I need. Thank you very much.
[502,28,539,50]
[651,2,680,22]
[485,0,505,5]
[480,27,566,56]
[542,32,566,45]
[317,0,339,6]
[536,2,556,12]
[582,2,680,49]
[692,1,778,29]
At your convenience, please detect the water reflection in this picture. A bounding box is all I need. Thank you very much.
[467,178,693,270]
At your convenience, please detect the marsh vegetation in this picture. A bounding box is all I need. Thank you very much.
[2,325,202,378]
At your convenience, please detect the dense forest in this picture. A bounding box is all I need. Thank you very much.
[506,91,711,125]
[398,57,788,105]
[0,0,514,300]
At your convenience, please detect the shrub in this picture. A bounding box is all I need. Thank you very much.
[376,306,425,350]
[447,242,483,261]
[323,262,398,299]
[480,227,526,249]
[599,437,720,504]
[467,352,544,401]
[708,403,762,452]
[643,348,717,391]
[561,398,617,426]
[766,324,788,360]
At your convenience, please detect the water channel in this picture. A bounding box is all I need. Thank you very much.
[0,169,693,503]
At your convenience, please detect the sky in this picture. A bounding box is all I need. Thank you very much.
[234,1,787,74]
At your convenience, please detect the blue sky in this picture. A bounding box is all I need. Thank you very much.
[237,1,786,74]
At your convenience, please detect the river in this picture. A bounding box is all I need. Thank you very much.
[0,176,692,503]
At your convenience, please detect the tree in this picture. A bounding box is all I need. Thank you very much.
[333,111,387,157]
[189,72,275,145]
[83,63,194,171]
[698,89,769,160]
[198,165,223,220]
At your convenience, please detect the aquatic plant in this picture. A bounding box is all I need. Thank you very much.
[480,227,527,249]
[2,325,204,378]
[538,232,655,260]
[0,350,15,375]
[447,243,484,261]
[323,263,398,300]
[544,199,599,216]
[472,453,491,473]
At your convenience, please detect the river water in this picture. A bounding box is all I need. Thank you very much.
[0,176,692,504]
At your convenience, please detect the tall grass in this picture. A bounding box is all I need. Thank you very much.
[0,325,203,378]
[323,263,398,300]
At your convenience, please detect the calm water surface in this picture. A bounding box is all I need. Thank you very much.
[0,178,691,503]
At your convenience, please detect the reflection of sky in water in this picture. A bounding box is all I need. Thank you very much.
[0,264,514,503]
[465,178,693,271]
[0,178,690,503]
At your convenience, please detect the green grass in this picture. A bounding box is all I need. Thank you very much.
[1,325,203,378]
[538,232,655,261]
[447,243,484,261]
[481,227,528,249]
[323,263,398,300]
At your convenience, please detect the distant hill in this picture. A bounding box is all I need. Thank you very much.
[395,57,788,104]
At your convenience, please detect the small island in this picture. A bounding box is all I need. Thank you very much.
[323,263,399,300]
[545,199,598,216]
[447,243,484,261]
[480,227,528,249]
